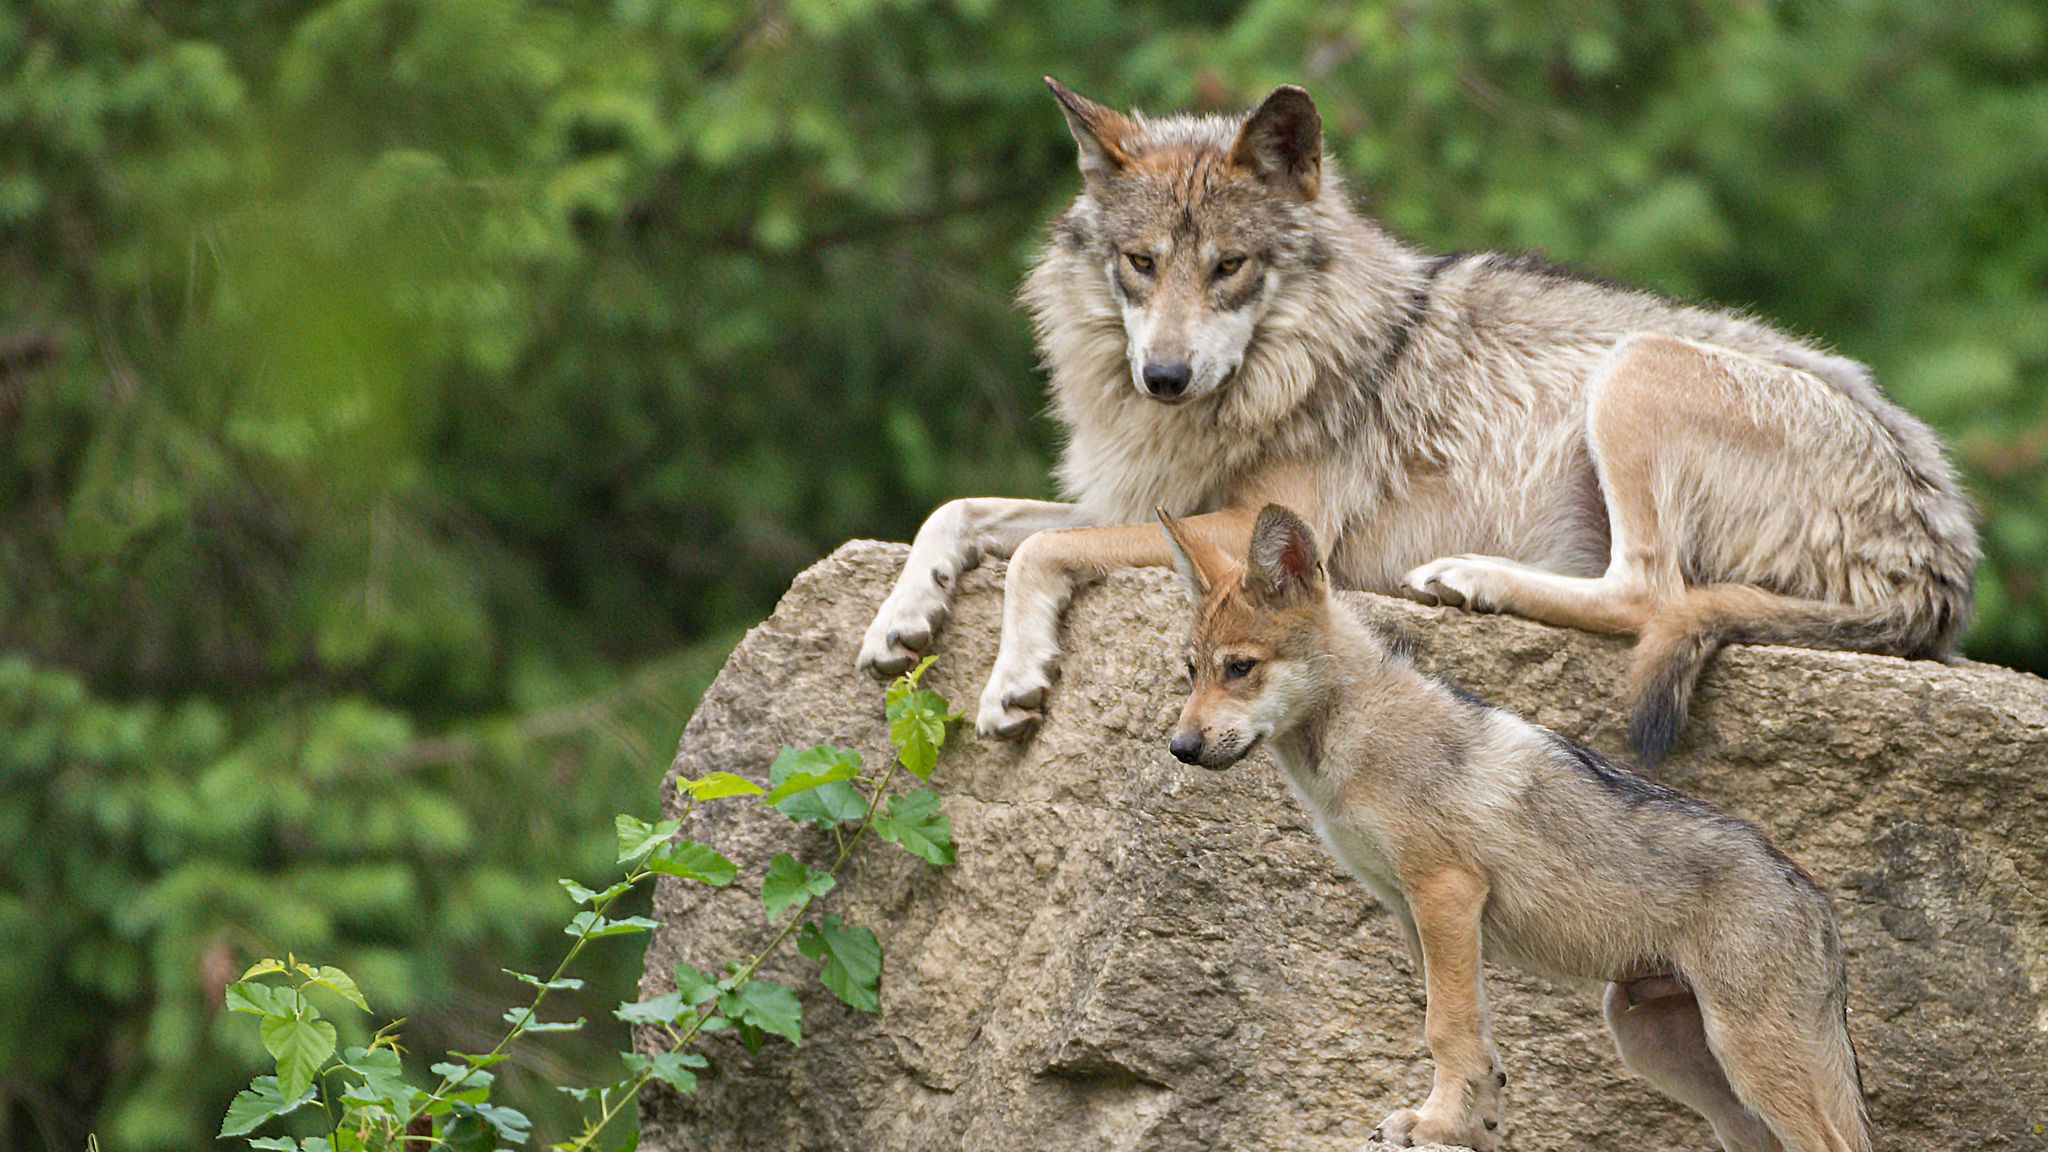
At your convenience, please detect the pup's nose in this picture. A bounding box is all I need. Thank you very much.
[1169,732,1205,764]
[1142,360,1192,398]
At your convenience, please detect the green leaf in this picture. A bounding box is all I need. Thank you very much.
[261,1012,338,1101]
[566,910,661,938]
[560,878,634,906]
[444,1101,531,1150]
[623,1050,707,1091]
[766,746,867,825]
[719,978,802,1045]
[761,853,836,921]
[870,789,955,866]
[761,752,862,805]
[614,991,684,1026]
[239,959,288,981]
[886,661,957,780]
[225,980,288,1016]
[301,965,370,1013]
[673,962,720,1006]
[646,839,738,886]
[341,1046,414,1112]
[219,1076,317,1138]
[683,772,766,800]
[504,1006,586,1033]
[797,915,882,1014]
[504,968,585,991]
[616,814,682,863]
[430,1060,495,1090]
[247,1139,298,1150]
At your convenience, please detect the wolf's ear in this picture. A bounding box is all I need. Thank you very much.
[1157,507,1230,608]
[1246,504,1325,604]
[1230,86,1322,201]
[1046,76,1134,186]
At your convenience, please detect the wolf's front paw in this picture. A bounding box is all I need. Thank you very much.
[857,578,953,680]
[975,664,1050,741]
[1398,555,1511,613]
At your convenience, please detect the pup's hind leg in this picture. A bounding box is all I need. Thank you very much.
[1695,997,1868,1152]
[1603,982,1780,1152]
[1399,331,1734,632]
[858,498,1084,677]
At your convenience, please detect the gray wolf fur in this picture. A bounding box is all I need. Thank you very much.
[1161,504,1868,1152]
[858,78,1977,766]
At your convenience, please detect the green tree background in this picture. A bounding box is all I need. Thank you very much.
[2,1,2042,1146]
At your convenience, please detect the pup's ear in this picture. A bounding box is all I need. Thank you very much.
[1046,76,1134,186]
[1156,507,1229,607]
[1230,85,1322,201]
[1246,504,1325,604]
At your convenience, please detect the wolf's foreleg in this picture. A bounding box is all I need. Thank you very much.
[975,508,1265,738]
[859,498,1086,678]
[1371,866,1505,1151]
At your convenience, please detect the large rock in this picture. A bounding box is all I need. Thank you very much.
[638,541,2048,1151]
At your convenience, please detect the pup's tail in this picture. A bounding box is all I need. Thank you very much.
[1627,585,1933,769]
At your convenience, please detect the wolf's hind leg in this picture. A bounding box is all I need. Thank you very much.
[858,498,1084,678]
[1693,997,1868,1152]
[1400,331,1730,632]
[1603,983,1781,1152]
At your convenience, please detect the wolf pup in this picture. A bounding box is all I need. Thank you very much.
[1159,504,1868,1152]
[858,78,1976,767]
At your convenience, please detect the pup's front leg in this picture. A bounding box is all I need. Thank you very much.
[1372,866,1506,1151]
[859,498,1083,678]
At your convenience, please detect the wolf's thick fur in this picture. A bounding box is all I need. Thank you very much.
[859,79,1977,764]
[1162,505,1868,1152]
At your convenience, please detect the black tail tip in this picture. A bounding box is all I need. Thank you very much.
[1627,694,1685,773]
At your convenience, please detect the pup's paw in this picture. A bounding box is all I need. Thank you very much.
[857,576,953,679]
[976,665,1050,741]
[1367,1084,1504,1150]
[1398,555,1512,613]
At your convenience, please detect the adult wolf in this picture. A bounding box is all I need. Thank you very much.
[859,78,1977,766]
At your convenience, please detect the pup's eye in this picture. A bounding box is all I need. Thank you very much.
[1126,252,1155,274]
[1224,658,1257,680]
[1213,255,1246,278]
[1185,661,1197,681]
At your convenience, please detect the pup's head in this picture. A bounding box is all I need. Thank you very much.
[1158,504,1332,770]
[1045,78,1325,405]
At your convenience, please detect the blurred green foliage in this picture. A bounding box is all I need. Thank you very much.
[1,0,2042,1146]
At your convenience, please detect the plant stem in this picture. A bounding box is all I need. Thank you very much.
[403,800,693,1131]
[560,756,906,1150]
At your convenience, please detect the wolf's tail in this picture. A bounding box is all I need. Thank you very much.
[1627,585,1932,768]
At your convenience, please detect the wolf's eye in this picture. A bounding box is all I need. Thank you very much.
[1126,252,1155,275]
[1213,255,1246,278]
[1224,658,1257,680]
[1185,661,1197,682]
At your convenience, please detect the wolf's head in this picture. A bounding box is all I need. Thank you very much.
[1158,505,1333,770]
[1045,78,1326,405]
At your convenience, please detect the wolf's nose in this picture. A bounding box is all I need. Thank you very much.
[1142,360,1192,398]
[1168,732,1205,764]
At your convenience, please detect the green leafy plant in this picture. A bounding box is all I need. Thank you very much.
[216,658,959,1151]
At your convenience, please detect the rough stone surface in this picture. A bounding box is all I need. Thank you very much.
[639,541,2048,1151]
